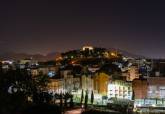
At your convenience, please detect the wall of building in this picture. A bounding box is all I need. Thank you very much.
[147,77,165,98]
[132,79,148,99]
[81,75,94,92]
[94,72,109,95]
[47,79,64,93]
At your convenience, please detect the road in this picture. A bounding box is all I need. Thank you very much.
[65,108,82,114]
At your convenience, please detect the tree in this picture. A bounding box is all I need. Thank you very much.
[59,93,63,112]
[0,69,34,114]
[31,72,50,104]
[84,90,88,109]
[80,89,84,105]
[91,90,94,105]
[33,72,49,91]
[70,94,74,108]
[132,90,135,100]
[0,69,50,114]
[64,92,70,108]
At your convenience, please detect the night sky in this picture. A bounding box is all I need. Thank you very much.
[1,0,165,58]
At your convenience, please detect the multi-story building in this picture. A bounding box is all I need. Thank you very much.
[107,80,132,100]
[147,77,165,98]
[151,59,165,77]
[132,79,148,99]
[81,74,94,92]
[47,79,64,93]
[134,77,165,107]
[94,72,110,95]
[127,66,139,81]
[1,60,15,70]
[31,65,57,77]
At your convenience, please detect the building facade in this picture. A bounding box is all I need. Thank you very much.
[132,79,148,99]
[94,72,109,95]
[108,80,132,100]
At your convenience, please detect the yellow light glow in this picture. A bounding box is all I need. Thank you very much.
[111,52,115,56]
